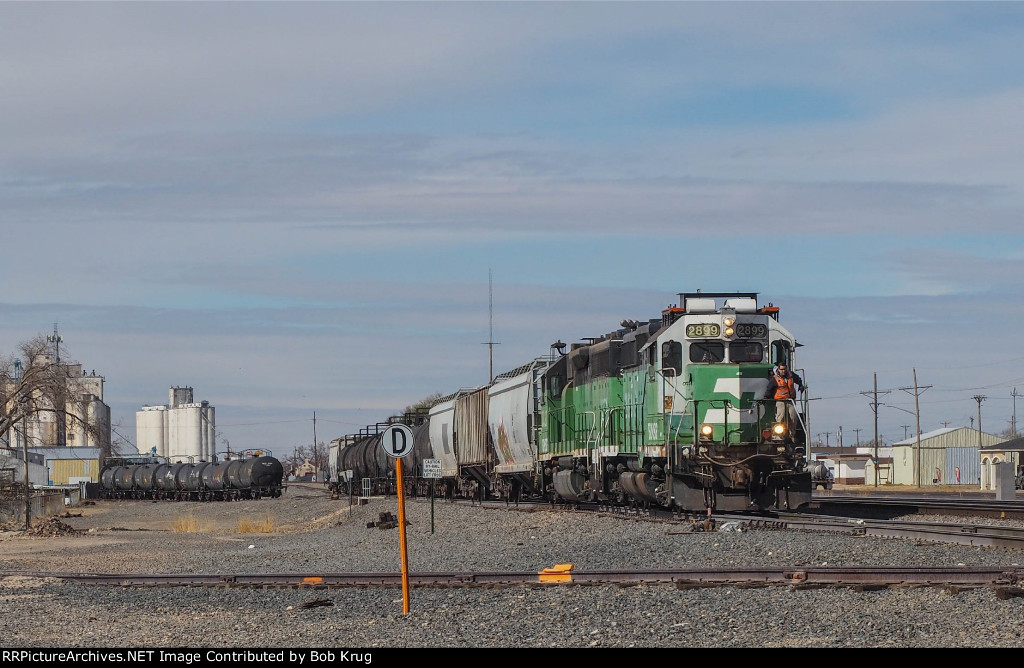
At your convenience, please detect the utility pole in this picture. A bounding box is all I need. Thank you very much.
[312,410,318,480]
[481,269,500,383]
[860,373,888,487]
[853,428,862,447]
[901,425,910,439]
[973,395,986,448]
[1012,388,1020,438]
[899,369,930,488]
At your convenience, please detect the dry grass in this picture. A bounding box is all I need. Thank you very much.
[171,514,206,533]
[236,514,277,534]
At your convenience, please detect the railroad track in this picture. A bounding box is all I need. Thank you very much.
[415,496,1024,549]
[772,513,1024,550]
[809,496,1024,521]
[6,566,1024,590]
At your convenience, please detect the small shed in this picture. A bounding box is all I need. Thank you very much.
[979,436,1024,490]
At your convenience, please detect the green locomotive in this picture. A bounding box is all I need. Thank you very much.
[540,291,811,513]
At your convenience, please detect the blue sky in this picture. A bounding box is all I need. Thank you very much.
[2,2,1024,456]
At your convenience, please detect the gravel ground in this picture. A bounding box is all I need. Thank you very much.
[2,483,1023,649]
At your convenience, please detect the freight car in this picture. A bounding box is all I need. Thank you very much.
[98,454,284,501]
[328,290,812,514]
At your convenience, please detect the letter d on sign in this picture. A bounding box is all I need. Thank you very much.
[381,424,414,459]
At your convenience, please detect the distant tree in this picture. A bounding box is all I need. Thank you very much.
[0,334,104,527]
[287,442,329,480]
[0,335,103,448]
[402,392,444,419]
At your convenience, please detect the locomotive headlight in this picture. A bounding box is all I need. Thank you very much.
[723,317,735,338]
[699,423,714,441]
[723,317,735,327]
[771,422,787,438]
[724,326,735,337]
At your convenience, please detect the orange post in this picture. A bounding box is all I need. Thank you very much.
[395,456,410,614]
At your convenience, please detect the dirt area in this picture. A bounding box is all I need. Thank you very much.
[0,482,350,562]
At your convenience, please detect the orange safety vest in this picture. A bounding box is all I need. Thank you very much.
[773,371,796,400]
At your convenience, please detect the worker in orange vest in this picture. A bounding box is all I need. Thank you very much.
[765,363,804,437]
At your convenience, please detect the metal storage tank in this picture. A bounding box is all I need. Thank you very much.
[328,436,356,483]
[172,462,193,491]
[132,464,160,494]
[115,466,135,492]
[202,461,231,493]
[411,421,431,477]
[100,465,122,492]
[248,456,284,488]
[184,462,210,492]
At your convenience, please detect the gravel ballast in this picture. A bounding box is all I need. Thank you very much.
[1,484,1022,648]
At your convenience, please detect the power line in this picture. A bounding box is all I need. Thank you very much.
[972,395,987,447]
[860,373,888,487]
[898,369,931,488]
[1012,388,1020,438]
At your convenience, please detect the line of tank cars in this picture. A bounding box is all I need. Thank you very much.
[98,453,285,500]
[328,291,813,514]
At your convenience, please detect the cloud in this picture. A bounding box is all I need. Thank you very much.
[3,2,1024,453]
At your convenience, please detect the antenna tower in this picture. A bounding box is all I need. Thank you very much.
[481,270,500,382]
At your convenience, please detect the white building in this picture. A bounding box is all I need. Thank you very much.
[136,387,216,462]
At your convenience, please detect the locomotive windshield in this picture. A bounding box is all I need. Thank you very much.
[729,341,764,362]
[682,341,764,364]
[688,341,724,363]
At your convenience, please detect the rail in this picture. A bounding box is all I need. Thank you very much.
[8,566,1023,590]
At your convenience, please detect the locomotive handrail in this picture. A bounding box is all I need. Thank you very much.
[652,366,691,448]
[604,405,631,449]
[577,411,598,451]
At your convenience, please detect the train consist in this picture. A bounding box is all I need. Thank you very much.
[98,454,285,501]
[328,291,812,514]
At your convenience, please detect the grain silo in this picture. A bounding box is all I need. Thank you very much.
[136,388,217,462]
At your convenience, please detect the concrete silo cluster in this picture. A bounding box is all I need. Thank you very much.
[136,386,216,462]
